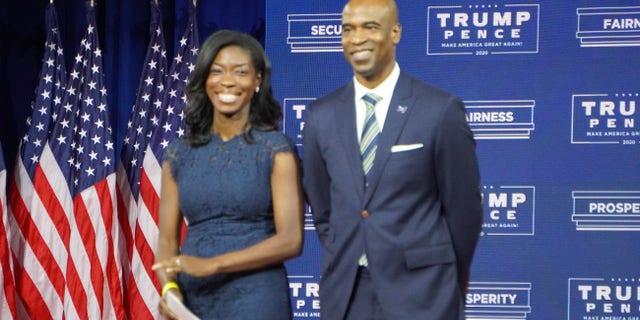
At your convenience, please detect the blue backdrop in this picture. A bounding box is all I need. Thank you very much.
[267,1,640,319]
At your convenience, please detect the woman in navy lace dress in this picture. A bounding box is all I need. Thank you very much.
[153,30,304,319]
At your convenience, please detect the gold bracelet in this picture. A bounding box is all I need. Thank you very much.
[162,281,179,296]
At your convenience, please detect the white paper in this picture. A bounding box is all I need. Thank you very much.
[166,291,200,320]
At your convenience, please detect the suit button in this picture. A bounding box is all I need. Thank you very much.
[360,210,369,218]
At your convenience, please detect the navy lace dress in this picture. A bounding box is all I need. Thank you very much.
[163,130,295,319]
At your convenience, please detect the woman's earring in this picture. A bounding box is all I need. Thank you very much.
[255,86,260,93]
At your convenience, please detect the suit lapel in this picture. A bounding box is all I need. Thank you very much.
[334,83,366,198]
[363,73,414,205]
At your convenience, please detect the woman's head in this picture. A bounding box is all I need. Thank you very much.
[184,30,282,146]
[205,44,261,120]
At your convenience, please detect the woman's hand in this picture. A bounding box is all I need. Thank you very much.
[158,287,183,320]
[152,255,218,277]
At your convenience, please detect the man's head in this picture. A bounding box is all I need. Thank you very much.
[341,0,401,88]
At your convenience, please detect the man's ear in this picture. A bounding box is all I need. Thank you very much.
[392,23,402,44]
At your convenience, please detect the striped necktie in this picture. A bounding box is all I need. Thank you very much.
[360,93,382,183]
[359,93,382,267]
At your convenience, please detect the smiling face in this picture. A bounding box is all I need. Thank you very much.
[205,45,262,120]
[341,0,401,88]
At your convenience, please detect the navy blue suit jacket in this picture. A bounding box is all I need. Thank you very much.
[302,71,482,319]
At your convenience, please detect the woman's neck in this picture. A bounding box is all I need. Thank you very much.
[211,116,248,142]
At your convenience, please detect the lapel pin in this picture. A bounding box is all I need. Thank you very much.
[396,105,408,114]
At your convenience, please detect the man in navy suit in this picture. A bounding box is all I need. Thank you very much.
[302,0,483,318]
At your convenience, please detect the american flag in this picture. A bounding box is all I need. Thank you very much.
[64,3,124,318]
[115,1,167,318]
[141,1,199,252]
[136,0,199,301]
[0,143,16,319]
[9,3,125,319]
[7,3,70,319]
[148,3,199,158]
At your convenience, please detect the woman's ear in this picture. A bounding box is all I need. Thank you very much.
[255,73,263,93]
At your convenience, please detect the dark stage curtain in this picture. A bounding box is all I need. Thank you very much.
[0,0,265,172]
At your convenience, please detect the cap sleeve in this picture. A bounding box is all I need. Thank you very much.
[269,132,297,162]
[162,139,183,179]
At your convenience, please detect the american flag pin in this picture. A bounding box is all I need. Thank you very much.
[396,105,408,114]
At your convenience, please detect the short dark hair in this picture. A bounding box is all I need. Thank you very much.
[183,30,282,147]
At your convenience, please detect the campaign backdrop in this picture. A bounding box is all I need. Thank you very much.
[268,1,640,319]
